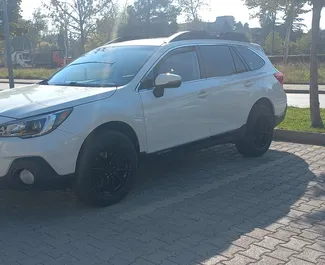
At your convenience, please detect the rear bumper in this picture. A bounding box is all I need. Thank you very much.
[275,104,287,126]
[0,157,74,190]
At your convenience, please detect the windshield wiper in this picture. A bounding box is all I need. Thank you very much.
[67,82,82,86]
[38,79,48,85]
[70,61,113,66]
[63,82,117,87]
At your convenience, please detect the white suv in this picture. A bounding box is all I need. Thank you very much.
[0,31,287,206]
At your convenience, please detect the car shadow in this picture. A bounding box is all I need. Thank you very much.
[0,143,320,264]
[298,174,325,244]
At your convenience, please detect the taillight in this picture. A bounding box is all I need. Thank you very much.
[274,72,284,86]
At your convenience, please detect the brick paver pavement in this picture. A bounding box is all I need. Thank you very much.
[0,142,325,265]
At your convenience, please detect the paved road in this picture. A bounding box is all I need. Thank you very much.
[0,83,24,90]
[285,84,325,93]
[0,142,325,265]
[287,94,325,108]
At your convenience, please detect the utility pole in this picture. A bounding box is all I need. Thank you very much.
[2,0,14,88]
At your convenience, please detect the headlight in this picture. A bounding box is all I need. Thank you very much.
[0,108,73,138]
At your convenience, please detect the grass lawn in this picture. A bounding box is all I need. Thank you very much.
[277,107,325,133]
[275,63,325,84]
[0,68,57,80]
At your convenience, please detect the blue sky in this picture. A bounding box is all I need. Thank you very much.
[22,0,325,29]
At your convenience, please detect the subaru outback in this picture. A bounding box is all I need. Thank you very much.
[0,31,287,206]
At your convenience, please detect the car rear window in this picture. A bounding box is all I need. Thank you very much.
[235,46,265,71]
[230,47,248,74]
[198,45,235,77]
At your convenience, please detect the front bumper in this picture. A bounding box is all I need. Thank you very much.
[0,128,84,190]
[0,157,74,190]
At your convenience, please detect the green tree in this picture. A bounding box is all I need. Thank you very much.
[320,30,325,54]
[25,8,48,51]
[0,0,22,36]
[177,0,209,22]
[294,31,311,54]
[283,0,309,63]
[234,22,244,33]
[243,0,282,22]
[221,21,234,32]
[44,0,113,54]
[93,1,120,44]
[243,0,281,47]
[119,0,180,37]
[264,31,283,54]
[243,0,308,62]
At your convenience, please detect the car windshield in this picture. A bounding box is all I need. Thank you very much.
[47,46,158,87]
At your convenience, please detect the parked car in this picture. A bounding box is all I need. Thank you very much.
[0,31,287,206]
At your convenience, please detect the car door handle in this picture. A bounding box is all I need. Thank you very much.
[198,90,210,99]
[244,81,255,87]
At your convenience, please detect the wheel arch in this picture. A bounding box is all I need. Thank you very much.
[251,97,275,116]
[245,97,275,126]
[76,121,141,171]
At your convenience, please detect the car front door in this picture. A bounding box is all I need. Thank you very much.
[197,45,253,136]
[139,46,211,153]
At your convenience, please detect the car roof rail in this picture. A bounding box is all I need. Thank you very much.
[168,31,250,43]
[105,36,150,45]
[104,31,250,45]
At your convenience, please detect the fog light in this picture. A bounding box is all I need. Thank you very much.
[19,170,35,185]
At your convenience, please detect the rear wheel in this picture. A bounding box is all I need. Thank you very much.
[74,130,138,207]
[236,104,274,157]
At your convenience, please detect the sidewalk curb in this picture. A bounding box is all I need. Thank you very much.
[274,129,325,146]
[0,80,40,85]
[285,82,325,86]
[284,89,325,94]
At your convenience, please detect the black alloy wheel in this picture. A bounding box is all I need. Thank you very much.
[75,130,138,207]
[252,116,273,149]
[235,104,274,157]
[91,149,131,196]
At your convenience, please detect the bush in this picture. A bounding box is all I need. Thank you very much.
[275,63,325,84]
[0,68,57,79]
[264,32,283,55]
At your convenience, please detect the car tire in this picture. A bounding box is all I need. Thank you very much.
[235,104,274,157]
[74,130,138,207]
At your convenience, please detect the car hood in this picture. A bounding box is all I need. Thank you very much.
[0,84,117,119]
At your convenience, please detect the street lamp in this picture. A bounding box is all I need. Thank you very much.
[2,0,14,88]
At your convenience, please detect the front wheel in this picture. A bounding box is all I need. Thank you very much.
[236,104,274,157]
[74,130,138,207]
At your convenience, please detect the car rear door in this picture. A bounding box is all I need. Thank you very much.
[139,46,211,153]
[197,45,253,136]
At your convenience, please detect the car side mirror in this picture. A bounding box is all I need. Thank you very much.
[153,73,182,98]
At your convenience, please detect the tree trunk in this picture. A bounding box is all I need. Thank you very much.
[79,23,86,54]
[283,0,296,64]
[310,0,324,128]
[272,12,276,55]
[63,23,68,66]
[77,0,86,54]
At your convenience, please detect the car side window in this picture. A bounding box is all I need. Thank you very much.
[230,47,248,74]
[235,46,265,71]
[156,49,200,82]
[198,45,235,78]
